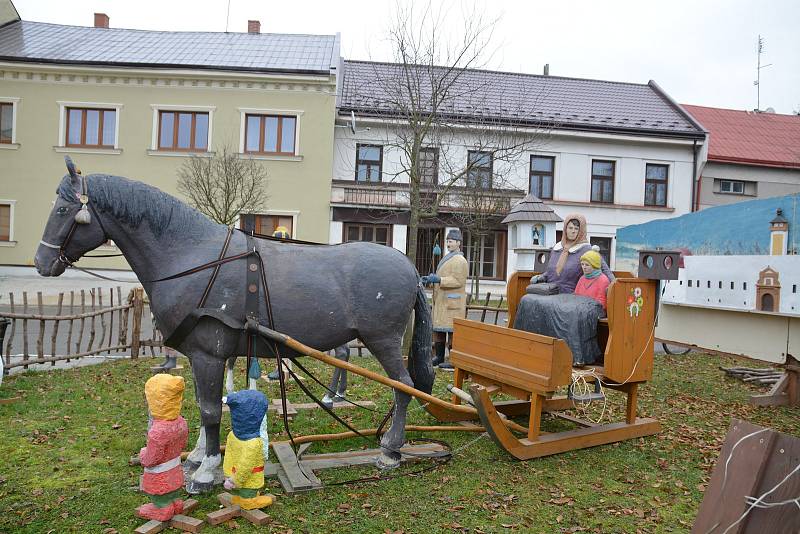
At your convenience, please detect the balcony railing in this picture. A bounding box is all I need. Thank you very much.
[343,187,397,206]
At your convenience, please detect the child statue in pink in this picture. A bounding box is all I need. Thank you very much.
[574,249,611,313]
[137,374,189,522]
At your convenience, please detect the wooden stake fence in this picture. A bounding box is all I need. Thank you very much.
[1,286,160,371]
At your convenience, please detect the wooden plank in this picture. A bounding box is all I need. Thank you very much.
[506,271,535,328]
[134,520,167,534]
[50,292,63,366]
[604,279,656,384]
[270,399,298,419]
[692,420,779,533]
[750,374,789,406]
[169,515,203,533]
[551,411,598,428]
[239,507,270,526]
[271,442,319,491]
[207,507,239,526]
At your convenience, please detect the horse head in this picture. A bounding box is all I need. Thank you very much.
[34,156,108,277]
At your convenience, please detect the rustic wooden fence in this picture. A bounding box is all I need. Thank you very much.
[465,292,507,325]
[0,287,163,371]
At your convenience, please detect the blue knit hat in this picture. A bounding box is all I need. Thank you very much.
[226,390,268,440]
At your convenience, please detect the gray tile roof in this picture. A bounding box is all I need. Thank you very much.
[0,21,339,75]
[340,60,705,138]
[502,194,563,224]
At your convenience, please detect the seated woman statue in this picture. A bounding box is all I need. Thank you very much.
[527,214,613,294]
[515,214,613,366]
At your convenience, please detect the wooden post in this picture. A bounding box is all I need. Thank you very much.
[495,295,504,325]
[625,383,639,424]
[22,291,29,368]
[87,289,96,352]
[50,292,63,366]
[120,289,130,350]
[36,292,45,363]
[98,289,107,355]
[77,290,86,357]
[5,293,16,368]
[130,287,144,359]
[480,292,491,323]
[527,393,544,441]
[108,288,114,352]
[66,291,74,363]
[116,287,123,352]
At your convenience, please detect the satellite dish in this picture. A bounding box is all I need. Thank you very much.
[765,107,776,113]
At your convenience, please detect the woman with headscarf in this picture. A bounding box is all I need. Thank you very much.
[528,213,613,294]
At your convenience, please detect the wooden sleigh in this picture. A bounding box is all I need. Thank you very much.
[424,271,661,459]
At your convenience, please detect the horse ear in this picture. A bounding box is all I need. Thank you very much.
[64,156,82,190]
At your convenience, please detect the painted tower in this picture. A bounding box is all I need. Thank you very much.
[755,266,781,312]
[770,208,789,256]
[502,194,562,276]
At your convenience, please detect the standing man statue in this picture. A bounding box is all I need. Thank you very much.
[422,229,469,370]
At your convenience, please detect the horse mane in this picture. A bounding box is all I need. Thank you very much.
[57,173,216,238]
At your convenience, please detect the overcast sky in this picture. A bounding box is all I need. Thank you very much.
[11,0,800,114]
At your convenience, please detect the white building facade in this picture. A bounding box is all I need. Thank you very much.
[331,61,708,295]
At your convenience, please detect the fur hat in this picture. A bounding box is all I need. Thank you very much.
[580,250,602,270]
[446,229,462,242]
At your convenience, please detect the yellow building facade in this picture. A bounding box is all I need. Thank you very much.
[0,16,339,269]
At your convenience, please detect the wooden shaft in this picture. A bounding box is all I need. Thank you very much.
[279,424,487,446]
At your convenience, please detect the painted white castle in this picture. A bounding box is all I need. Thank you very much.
[661,209,800,317]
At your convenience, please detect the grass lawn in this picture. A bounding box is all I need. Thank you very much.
[0,352,797,533]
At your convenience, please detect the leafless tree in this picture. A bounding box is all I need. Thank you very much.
[177,145,268,226]
[346,1,552,269]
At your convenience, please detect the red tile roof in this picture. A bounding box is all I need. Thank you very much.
[682,104,800,169]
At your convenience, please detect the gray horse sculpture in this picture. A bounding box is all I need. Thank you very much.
[34,160,434,492]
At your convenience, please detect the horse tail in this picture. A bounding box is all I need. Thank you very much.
[408,284,435,394]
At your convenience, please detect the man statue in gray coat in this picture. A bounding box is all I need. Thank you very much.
[422,229,469,370]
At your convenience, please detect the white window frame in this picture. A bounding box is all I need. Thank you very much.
[720,179,745,194]
[0,97,20,149]
[148,104,216,156]
[0,199,17,246]
[643,160,672,208]
[587,156,621,204]
[56,101,123,153]
[237,107,303,161]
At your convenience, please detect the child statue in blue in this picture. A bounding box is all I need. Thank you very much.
[223,390,275,510]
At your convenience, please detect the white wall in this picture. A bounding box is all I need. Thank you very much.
[699,161,800,210]
[662,255,800,315]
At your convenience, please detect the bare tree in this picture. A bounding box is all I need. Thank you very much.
[345,1,551,270]
[177,145,268,226]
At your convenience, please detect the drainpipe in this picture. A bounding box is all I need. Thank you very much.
[690,140,699,212]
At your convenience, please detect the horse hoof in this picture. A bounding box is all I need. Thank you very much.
[185,479,215,495]
[376,453,400,470]
[183,459,201,473]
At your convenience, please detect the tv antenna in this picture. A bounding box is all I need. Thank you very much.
[335,111,370,134]
[225,0,231,32]
[753,35,773,111]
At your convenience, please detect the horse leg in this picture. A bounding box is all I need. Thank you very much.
[185,352,225,494]
[362,336,413,469]
[225,357,236,395]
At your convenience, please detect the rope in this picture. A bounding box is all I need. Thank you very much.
[569,368,608,424]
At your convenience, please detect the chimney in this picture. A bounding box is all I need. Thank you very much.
[543,64,550,76]
[248,20,261,34]
[94,13,109,28]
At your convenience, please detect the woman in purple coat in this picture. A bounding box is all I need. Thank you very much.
[529,213,613,294]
